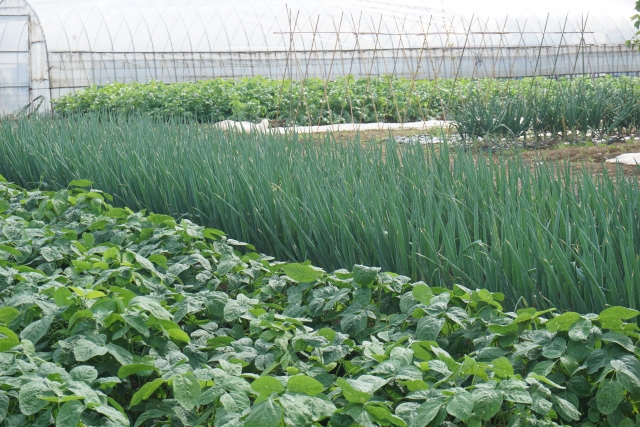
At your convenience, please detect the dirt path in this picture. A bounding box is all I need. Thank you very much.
[518,141,640,177]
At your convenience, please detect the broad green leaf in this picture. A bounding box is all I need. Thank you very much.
[69,365,98,384]
[412,400,442,427]
[128,296,172,321]
[94,405,129,427]
[366,404,407,427]
[85,290,106,299]
[244,398,282,427]
[352,264,380,287]
[148,254,168,268]
[53,287,74,307]
[0,326,20,351]
[597,380,624,415]
[551,395,580,421]
[252,376,285,396]
[279,394,330,426]
[134,253,156,272]
[68,309,93,330]
[133,409,166,427]
[0,392,8,423]
[472,388,503,420]
[498,379,532,404]
[336,378,372,404]
[601,331,635,352]
[118,363,157,378]
[0,245,21,256]
[69,179,93,187]
[281,263,323,282]
[74,339,108,362]
[446,390,474,420]
[223,294,257,322]
[207,336,235,349]
[197,386,225,406]
[130,378,165,407]
[340,311,368,336]
[20,315,53,344]
[147,214,175,226]
[599,307,640,329]
[56,400,85,427]
[166,328,191,343]
[616,367,640,395]
[173,372,201,410]
[416,315,444,341]
[411,284,433,305]
[492,357,514,378]
[569,318,592,341]
[19,381,51,415]
[103,247,119,260]
[287,375,324,396]
[107,343,134,365]
[467,415,482,427]
[545,312,581,332]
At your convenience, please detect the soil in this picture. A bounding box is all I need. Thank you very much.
[318,130,640,178]
[213,123,640,178]
[516,141,640,177]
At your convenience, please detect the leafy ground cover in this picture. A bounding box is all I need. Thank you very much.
[2,177,640,426]
[51,75,640,140]
[0,115,638,314]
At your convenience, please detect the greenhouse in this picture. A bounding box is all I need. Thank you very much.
[0,0,639,115]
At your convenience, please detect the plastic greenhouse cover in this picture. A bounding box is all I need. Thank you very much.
[25,0,638,54]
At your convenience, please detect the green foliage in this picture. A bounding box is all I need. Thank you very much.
[51,75,640,139]
[1,116,639,314]
[627,1,640,49]
[51,76,454,126]
[450,76,640,140]
[0,178,640,426]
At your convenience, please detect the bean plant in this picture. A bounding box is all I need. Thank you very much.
[0,178,640,426]
[51,75,640,139]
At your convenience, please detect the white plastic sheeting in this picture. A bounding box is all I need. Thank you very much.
[0,15,29,115]
[0,0,639,113]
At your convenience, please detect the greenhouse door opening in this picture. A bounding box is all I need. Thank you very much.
[0,15,29,116]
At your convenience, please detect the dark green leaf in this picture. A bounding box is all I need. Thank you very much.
[472,389,503,420]
[412,400,442,427]
[597,380,624,415]
[56,401,85,427]
[130,378,165,407]
[336,378,371,404]
[446,390,474,420]
[352,264,379,287]
[173,372,201,410]
[244,399,282,427]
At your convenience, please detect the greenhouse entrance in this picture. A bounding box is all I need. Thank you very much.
[0,15,29,115]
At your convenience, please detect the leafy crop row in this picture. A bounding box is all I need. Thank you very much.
[0,115,638,314]
[1,177,640,427]
[51,75,640,138]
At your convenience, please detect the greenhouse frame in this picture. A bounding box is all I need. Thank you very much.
[0,0,639,115]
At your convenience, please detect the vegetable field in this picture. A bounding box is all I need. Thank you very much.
[0,115,638,314]
[51,76,640,140]
[2,177,640,427]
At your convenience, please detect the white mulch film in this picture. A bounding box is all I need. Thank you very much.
[211,119,451,135]
[605,153,640,165]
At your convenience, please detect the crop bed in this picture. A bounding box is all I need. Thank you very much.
[1,115,638,314]
[1,178,640,426]
[51,75,640,141]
